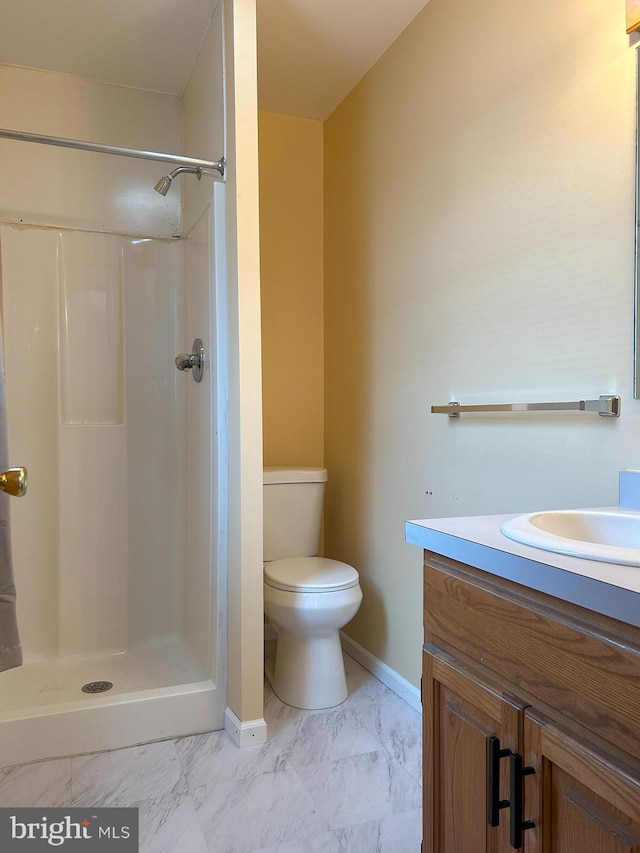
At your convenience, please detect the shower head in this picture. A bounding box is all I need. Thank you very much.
[153,160,224,196]
[153,165,202,196]
[154,174,173,196]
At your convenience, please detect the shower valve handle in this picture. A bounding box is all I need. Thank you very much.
[175,353,198,370]
[175,338,204,383]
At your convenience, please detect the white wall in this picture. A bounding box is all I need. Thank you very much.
[324,0,637,686]
[0,65,181,237]
[183,3,225,235]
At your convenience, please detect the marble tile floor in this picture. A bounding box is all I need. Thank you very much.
[0,653,422,853]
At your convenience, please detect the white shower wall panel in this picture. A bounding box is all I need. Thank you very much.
[0,224,183,659]
[182,2,225,236]
[58,232,124,425]
[124,237,185,648]
[0,66,182,238]
[58,426,128,655]
[183,206,214,672]
[181,0,225,680]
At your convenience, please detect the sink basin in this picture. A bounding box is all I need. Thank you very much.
[501,509,640,567]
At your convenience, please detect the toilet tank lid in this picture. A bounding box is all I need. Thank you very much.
[263,467,328,485]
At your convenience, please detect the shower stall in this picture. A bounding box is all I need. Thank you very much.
[0,12,229,767]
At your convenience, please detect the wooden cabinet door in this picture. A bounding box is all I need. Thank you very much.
[423,645,527,853]
[523,710,640,853]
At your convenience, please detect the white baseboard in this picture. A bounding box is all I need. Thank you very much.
[340,632,421,713]
[224,706,268,748]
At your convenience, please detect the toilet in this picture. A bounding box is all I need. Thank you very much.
[263,467,363,710]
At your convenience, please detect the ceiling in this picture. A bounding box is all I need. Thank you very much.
[0,0,429,119]
[257,0,429,120]
[0,0,216,96]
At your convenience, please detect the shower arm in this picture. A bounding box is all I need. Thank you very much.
[0,126,225,176]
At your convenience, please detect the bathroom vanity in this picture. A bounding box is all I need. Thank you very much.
[406,514,640,853]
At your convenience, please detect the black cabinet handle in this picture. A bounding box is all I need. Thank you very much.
[487,736,512,827]
[509,752,536,849]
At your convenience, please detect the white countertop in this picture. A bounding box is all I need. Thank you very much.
[405,510,640,629]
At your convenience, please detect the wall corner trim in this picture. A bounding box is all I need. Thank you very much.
[340,632,422,713]
[224,706,268,748]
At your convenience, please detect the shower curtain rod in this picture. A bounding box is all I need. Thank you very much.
[0,126,225,175]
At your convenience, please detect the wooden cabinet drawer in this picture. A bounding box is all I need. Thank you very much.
[423,552,640,762]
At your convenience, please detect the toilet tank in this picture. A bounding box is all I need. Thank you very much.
[263,467,328,561]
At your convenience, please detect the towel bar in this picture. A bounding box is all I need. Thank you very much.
[431,395,621,418]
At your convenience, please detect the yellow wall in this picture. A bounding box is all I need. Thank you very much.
[324,0,637,686]
[259,111,324,467]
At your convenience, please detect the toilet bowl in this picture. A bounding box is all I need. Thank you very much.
[264,556,362,710]
[263,467,363,710]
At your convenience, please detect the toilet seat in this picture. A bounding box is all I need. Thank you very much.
[264,557,359,593]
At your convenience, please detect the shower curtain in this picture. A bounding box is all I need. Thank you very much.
[0,340,21,673]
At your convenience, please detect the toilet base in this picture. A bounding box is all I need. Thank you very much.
[266,628,348,710]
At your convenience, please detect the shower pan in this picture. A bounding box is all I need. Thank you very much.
[0,132,228,767]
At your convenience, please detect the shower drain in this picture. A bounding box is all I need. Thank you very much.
[81,681,113,694]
